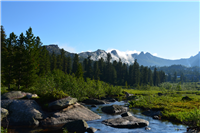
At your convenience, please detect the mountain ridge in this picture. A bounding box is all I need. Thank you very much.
[44,45,200,67]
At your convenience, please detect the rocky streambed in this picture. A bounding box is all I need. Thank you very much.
[1,91,190,133]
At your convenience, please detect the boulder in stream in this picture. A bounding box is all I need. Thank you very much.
[62,120,88,133]
[41,103,101,126]
[1,91,26,100]
[82,98,107,105]
[1,108,9,121]
[48,96,77,110]
[7,100,45,126]
[101,104,128,114]
[102,116,149,128]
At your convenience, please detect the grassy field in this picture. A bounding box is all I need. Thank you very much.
[124,82,200,127]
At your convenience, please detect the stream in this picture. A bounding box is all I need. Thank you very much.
[6,101,188,133]
[85,101,188,133]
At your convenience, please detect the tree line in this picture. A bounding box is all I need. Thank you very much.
[1,26,166,90]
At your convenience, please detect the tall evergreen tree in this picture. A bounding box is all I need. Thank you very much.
[56,55,62,70]
[75,63,83,78]
[14,33,26,89]
[72,54,79,74]
[93,61,100,80]
[39,46,50,76]
[24,28,41,88]
[148,68,153,86]
[2,32,17,89]
[51,51,57,71]
[153,67,158,86]
[106,53,112,83]
[67,56,72,74]
[1,25,7,59]
[133,59,140,86]
[98,57,105,81]
[86,56,93,79]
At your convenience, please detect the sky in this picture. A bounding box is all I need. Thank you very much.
[1,0,199,60]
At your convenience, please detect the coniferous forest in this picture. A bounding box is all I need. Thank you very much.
[1,26,166,92]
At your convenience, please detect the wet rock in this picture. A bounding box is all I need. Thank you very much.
[8,100,45,126]
[153,115,160,120]
[101,97,116,102]
[48,96,77,110]
[145,126,151,130]
[1,100,14,109]
[25,93,38,99]
[142,110,162,117]
[63,120,88,133]
[41,103,101,126]
[125,92,134,97]
[101,104,128,114]
[121,112,132,117]
[1,91,25,100]
[86,127,97,133]
[102,116,149,128]
[91,104,97,107]
[82,98,107,105]
[1,108,9,121]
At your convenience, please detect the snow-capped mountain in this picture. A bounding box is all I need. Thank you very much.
[45,45,200,67]
[79,49,200,67]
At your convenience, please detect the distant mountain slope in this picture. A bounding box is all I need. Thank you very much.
[44,45,199,67]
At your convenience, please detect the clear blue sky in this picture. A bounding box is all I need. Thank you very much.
[1,1,199,60]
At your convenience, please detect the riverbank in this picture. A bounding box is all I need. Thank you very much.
[125,89,200,131]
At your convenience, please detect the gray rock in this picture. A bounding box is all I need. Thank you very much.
[63,120,88,132]
[101,104,128,114]
[83,99,107,105]
[1,100,14,109]
[48,96,77,110]
[102,116,149,128]
[142,110,162,117]
[1,91,25,100]
[91,104,97,107]
[8,100,45,126]
[25,93,38,99]
[153,115,160,120]
[125,92,134,97]
[1,108,9,121]
[87,127,97,133]
[145,126,151,130]
[121,112,132,117]
[41,103,101,126]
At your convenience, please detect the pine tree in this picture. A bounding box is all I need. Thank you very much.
[51,51,57,71]
[14,33,26,89]
[98,57,105,81]
[1,25,7,58]
[148,68,153,86]
[106,53,112,83]
[133,59,140,86]
[67,56,72,74]
[39,46,50,76]
[153,67,157,86]
[75,63,83,78]
[2,32,17,89]
[72,54,79,74]
[93,61,100,80]
[56,55,62,70]
[24,28,41,88]
[86,56,93,79]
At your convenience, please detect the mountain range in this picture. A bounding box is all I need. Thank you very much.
[45,44,200,67]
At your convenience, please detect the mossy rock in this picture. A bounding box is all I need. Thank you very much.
[182,96,192,101]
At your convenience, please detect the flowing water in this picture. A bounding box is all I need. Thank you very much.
[6,101,188,133]
[85,101,188,133]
